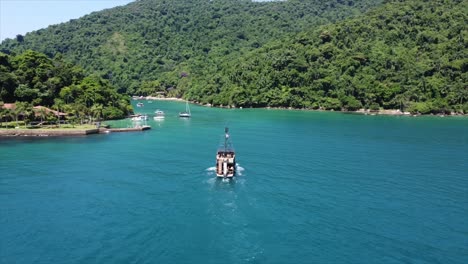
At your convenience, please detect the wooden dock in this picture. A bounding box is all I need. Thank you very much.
[0,126,151,137]
[0,128,100,137]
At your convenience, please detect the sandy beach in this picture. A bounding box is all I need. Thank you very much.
[137,96,185,102]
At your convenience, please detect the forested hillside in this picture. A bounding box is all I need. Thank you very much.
[187,0,467,114]
[0,50,132,120]
[0,0,383,94]
[1,0,466,115]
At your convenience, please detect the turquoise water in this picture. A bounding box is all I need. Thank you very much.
[1,101,467,264]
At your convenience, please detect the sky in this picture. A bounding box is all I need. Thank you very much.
[0,0,135,41]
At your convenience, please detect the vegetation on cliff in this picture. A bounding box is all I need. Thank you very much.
[186,0,467,114]
[1,0,466,115]
[0,0,383,94]
[0,50,132,125]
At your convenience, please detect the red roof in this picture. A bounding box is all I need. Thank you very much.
[2,103,16,110]
[33,106,67,116]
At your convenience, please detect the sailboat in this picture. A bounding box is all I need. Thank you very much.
[179,100,191,118]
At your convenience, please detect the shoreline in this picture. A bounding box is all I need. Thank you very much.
[138,96,466,117]
[0,128,100,137]
[261,107,466,117]
[136,96,185,102]
[0,126,151,137]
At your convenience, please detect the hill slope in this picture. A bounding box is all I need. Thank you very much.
[0,50,132,120]
[0,0,383,94]
[187,0,467,114]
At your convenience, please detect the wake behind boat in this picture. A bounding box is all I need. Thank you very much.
[216,127,236,178]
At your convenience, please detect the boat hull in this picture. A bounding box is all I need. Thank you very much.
[179,113,191,118]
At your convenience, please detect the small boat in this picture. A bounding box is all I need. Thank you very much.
[137,102,144,107]
[216,127,236,178]
[131,114,148,121]
[179,100,191,118]
[154,109,165,120]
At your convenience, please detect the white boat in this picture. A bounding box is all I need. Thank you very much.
[179,100,191,118]
[131,114,148,121]
[154,109,165,120]
[137,102,144,107]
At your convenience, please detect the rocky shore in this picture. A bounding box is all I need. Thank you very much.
[354,109,411,116]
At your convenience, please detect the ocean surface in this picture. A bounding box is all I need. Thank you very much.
[1,101,467,264]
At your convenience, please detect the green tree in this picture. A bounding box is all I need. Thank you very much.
[36,106,48,125]
[90,103,104,122]
[53,98,65,127]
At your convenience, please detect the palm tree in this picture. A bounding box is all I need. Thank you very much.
[74,104,87,125]
[0,102,4,128]
[37,107,47,125]
[392,93,410,111]
[22,106,33,128]
[109,93,118,107]
[53,99,65,127]
[60,86,74,104]
[83,91,95,108]
[11,106,21,128]
[454,84,468,105]
[0,108,4,128]
[66,108,78,128]
[90,103,104,122]
[1,109,13,128]
[15,102,33,128]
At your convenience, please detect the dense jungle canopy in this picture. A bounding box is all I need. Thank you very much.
[0,51,132,121]
[1,0,467,114]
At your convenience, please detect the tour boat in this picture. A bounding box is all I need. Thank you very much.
[216,127,236,178]
[179,100,191,118]
[154,109,165,120]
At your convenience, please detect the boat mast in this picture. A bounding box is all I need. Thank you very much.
[224,127,229,154]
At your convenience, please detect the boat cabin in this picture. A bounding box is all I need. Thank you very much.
[216,127,236,178]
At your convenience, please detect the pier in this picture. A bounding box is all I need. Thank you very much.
[0,128,99,137]
[0,126,151,137]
